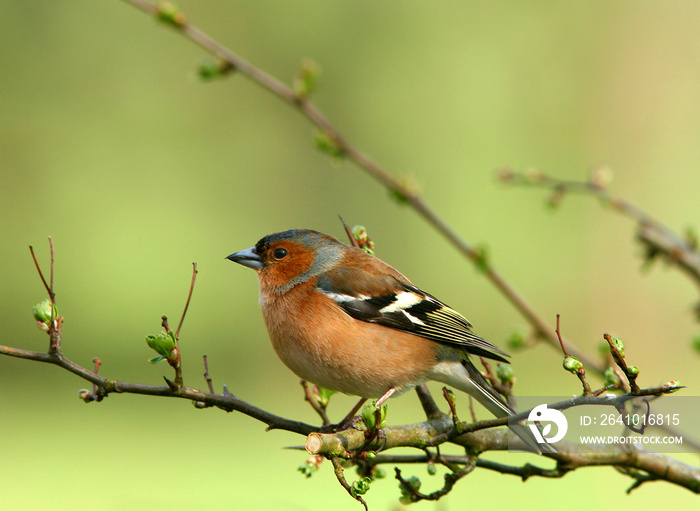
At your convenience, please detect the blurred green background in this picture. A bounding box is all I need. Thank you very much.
[1,1,699,509]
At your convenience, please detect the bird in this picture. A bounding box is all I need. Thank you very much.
[227,228,550,453]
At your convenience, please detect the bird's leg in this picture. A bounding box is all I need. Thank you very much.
[374,387,396,407]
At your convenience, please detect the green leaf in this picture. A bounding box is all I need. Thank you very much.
[146,330,177,359]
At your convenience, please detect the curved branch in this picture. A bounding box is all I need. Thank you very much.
[0,343,317,436]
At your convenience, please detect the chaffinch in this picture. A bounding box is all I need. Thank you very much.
[227,229,548,453]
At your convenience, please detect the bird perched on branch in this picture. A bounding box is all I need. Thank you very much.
[227,228,550,453]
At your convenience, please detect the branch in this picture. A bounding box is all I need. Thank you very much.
[0,342,317,436]
[499,168,700,292]
[370,452,699,493]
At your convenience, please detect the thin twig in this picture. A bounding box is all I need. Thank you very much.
[29,245,53,300]
[0,342,318,435]
[330,456,368,511]
[49,236,55,302]
[555,314,568,357]
[301,381,331,426]
[176,262,198,338]
[557,315,592,395]
[203,355,215,393]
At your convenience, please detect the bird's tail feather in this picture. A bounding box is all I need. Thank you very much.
[462,361,555,453]
[429,360,555,454]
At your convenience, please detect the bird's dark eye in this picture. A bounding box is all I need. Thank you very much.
[273,247,289,260]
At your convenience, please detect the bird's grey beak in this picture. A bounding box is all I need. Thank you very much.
[226,247,264,270]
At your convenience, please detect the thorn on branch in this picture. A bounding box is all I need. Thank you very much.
[203,355,215,393]
[163,376,179,391]
[193,355,214,408]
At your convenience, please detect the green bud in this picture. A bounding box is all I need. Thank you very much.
[192,401,207,409]
[663,380,681,393]
[293,58,320,98]
[146,331,177,359]
[496,364,515,385]
[196,57,233,81]
[77,389,93,403]
[626,365,639,377]
[507,329,527,350]
[351,225,375,255]
[313,129,345,159]
[361,400,388,430]
[610,337,625,357]
[157,1,187,28]
[373,467,386,479]
[398,475,421,502]
[388,175,420,206]
[365,451,376,459]
[604,367,621,387]
[426,462,437,476]
[352,225,369,244]
[33,299,57,324]
[314,386,336,407]
[563,356,583,373]
[474,244,490,273]
[351,477,372,498]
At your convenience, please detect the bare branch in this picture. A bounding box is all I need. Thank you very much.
[499,168,700,291]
